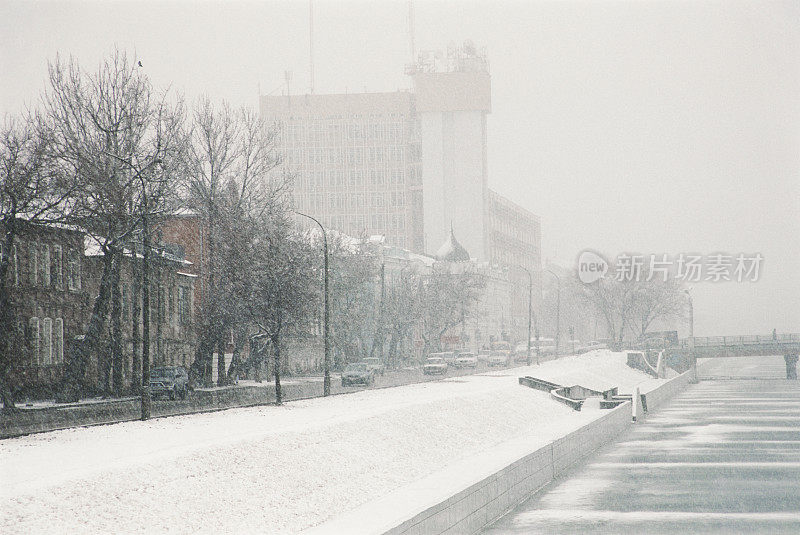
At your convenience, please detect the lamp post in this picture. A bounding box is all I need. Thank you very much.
[684,289,694,340]
[685,288,695,372]
[545,269,561,357]
[296,212,330,396]
[519,266,540,365]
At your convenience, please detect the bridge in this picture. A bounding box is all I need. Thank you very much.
[676,333,800,358]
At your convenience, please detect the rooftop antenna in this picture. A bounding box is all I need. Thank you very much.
[309,0,315,94]
[408,0,416,66]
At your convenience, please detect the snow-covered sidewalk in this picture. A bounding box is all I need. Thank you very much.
[0,351,659,534]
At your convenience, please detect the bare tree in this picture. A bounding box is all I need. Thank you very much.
[183,99,285,386]
[419,266,485,355]
[0,115,75,409]
[41,50,184,404]
[246,217,317,404]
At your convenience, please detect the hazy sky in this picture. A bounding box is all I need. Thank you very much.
[1,0,798,335]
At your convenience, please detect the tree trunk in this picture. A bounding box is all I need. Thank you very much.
[111,250,123,397]
[216,336,227,386]
[57,248,113,403]
[131,254,141,395]
[141,214,152,420]
[0,221,19,410]
[273,320,282,405]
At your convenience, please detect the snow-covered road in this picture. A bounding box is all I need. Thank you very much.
[0,351,658,534]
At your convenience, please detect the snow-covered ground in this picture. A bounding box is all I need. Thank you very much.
[0,350,659,534]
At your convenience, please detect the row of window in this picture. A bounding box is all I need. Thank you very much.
[282,145,415,169]
[119,282,192,327]
[28,317,64,366]
[0,241,82,292]
[293,167,411,189]
[297,191,409,215]
[278,119,411,146]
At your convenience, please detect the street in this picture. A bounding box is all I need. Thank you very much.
[483,356,800,534]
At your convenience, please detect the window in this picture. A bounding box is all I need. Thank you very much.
[178,286,189,325]
[122,284,130,321]
[40,243,50,288]
[42,318,52,365]
[29,243,38,286]
[54,318,64,364]
[169,286,175,327]
[29,317,39,365]
[13,244,18,286]
[158,286,165,324]
[53,245,63,290]
[68,250,81,291]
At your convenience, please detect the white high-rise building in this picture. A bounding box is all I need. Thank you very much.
[260,42,541,339]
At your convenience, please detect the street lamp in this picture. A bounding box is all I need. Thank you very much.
[296,212,330,396]
[684,289,694,340]
[545,269,561,357]
[519,266,540,365]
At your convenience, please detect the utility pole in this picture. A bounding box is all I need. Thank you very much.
[296,212,330,395]
[545,269,561,357]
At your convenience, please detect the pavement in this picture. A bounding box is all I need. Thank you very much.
[2,358,545,438]
[483,356,800,534]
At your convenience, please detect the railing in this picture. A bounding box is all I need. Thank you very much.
[680,334,800,348]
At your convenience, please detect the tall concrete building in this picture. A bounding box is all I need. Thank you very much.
[260,42,542,338]
[411,43,492,260]
[261,92,423,251]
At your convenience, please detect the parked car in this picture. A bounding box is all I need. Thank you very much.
[423,356,448,375]
[513,349,532,363]
[454,352,478,368]
[514,338,556,356]
[362,357,386,376]
[428,352,455,368]
[488,351,511,367]
[149,366,189,400]
[477,349,492,363]
[341,362,374,387]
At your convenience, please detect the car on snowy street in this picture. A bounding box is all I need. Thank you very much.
[488,351,511,367]
[362,357,386,376]
[149,366,189,400]
[341,362,374,387]
[422,356,448,375]
[454,352,478,368]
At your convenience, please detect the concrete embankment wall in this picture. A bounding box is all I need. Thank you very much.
[642,368,695,412]
[307,369,696,535]
[0,381,323,439]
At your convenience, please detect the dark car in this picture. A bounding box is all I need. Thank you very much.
[341,362,374,387]
[149,366,189,400]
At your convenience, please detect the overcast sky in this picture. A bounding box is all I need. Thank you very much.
[1,0,798,335]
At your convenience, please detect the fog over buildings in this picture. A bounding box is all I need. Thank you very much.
[1,0,798,335]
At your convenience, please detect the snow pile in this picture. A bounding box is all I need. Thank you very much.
[528,349,665,393]
[0,351,657,534]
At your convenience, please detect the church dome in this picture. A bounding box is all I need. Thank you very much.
[435,228,470,262]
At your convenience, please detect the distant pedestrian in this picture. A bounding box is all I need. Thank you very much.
[784,354,798,380]
[773,328,777,341]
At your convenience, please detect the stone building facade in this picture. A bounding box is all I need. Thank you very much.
[1,220,197,399]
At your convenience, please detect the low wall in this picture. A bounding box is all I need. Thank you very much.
[642,368,695,413]
[305,402,632,535]
[308,370,698,535]
[0,381,324,439]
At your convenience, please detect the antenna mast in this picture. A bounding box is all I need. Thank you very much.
[309,0,315,94]
[408,0,416,67]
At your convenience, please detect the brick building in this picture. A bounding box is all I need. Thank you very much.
[1,221,90,398]
[1,220,197,399]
